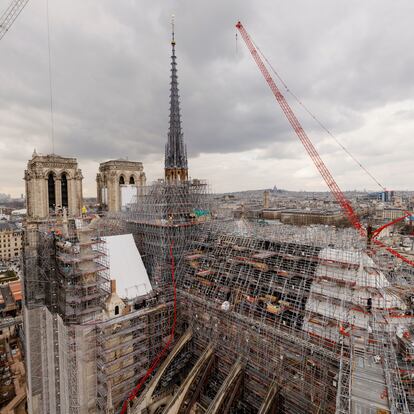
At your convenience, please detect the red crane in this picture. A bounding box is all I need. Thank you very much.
[0,0,30,41]
[235,21,414,267]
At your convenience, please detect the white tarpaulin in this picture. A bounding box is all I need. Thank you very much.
[103,234,152,299]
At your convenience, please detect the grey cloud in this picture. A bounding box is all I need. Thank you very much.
[0,0,413,196]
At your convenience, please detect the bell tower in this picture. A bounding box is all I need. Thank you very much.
[24,151,83,219]
[97,159,146,212]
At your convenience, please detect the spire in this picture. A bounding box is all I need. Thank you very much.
[165,15,188,182]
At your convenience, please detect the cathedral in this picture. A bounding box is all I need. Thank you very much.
[21,20,414,414]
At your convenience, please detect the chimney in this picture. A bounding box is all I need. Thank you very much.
[111,279,116,294]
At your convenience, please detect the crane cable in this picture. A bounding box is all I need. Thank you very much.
[46,0,55,154]
[252,40,414,238]
[250,38,387,193]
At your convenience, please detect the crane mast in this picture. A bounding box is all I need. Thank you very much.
[0,0,29,41]
[235,21,414,267]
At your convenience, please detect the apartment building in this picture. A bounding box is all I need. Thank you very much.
[0,222,22,261]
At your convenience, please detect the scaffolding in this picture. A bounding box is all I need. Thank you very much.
[95,305,164,411]
[23,216,111,323]
[21,180,414,413]
[23,215,111,413]
[125,179,211,283]
[111,179,211,407]
[122,214,414,414]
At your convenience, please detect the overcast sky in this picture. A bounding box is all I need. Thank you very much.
[0,0,413,197]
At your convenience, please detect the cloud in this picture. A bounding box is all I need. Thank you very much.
[0,0,413,196]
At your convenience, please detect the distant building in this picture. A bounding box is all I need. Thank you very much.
[96,160,146,212]
[392,195,404,208]
[11,209,26,217]
[0,222,22,262]
[0,207,13,216]
[259,208,345,226]
[262,208,283,220]
[0,315,25,411]
[24,151,83,219]
[233,205,263,220]
[0,279,22,316]
[0,193,11,203]
[366,190,394,202]
[376,207,404,221]
[279,208,344,226]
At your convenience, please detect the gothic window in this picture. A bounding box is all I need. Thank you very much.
[114,305,119,315]
[119,176,125,185]
[129,176,135,185]
[48,173,56,210]
[61,173,68,209]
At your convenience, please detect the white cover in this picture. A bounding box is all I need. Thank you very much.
[103,234,152,299]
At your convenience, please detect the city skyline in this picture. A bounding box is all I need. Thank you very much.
[1,0,414,197]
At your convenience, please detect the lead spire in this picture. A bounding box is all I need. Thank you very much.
[165,15,188,183]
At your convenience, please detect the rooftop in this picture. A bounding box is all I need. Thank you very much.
[99,159,144,171]
[0,222,21,232]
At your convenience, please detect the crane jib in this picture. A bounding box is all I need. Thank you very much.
[235,21,414,266]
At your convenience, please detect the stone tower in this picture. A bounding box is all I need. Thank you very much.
[24,151,83,219]
[164,18,188,183]
[96,159,146,212]
[263,190,270,209]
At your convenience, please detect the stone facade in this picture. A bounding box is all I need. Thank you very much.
[24,152,83,219]
[96,160,146,212]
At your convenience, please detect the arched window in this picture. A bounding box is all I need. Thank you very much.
[114,305,119,315]
[119,176,125,185]
[61,173,68,208]
[48,173,55,210]
[129,176,135,185]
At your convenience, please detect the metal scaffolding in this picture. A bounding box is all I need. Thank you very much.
[126,216,414,413]
[22,182,414,413]
[23,215,111,413]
